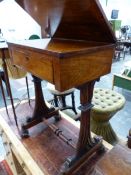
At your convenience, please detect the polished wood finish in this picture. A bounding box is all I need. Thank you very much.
[0,103,113,175]
[21,75,59,137]
[92,144,131,175]
[8,0,116,174]
[16,0,116,43]
[8,39,115,91]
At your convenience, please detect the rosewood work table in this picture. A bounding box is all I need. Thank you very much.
[7,0,116,174]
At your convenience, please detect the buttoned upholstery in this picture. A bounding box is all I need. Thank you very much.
[91,88,125,145]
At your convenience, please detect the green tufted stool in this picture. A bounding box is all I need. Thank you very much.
[91,88,125,145]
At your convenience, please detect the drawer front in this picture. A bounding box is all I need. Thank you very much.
[11,48,54,83]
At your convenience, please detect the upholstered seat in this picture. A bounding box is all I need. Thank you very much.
[91,88,125,145]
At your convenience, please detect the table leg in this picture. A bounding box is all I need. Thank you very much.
[1,49,18,126]
[0,74,9,115]
[21,75,60,137]
[60,81,104,174]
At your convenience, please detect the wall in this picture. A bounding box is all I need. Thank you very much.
[0,0,131,40]
[0,0,41,41]
[99,0,131,26]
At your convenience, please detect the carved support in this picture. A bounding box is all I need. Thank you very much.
[31,75,52,119]
[21,75,59,137]
[60,81,103,174]
[76,81,96,156]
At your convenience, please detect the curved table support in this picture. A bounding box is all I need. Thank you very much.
[60,81,104,174]
[21,75,60,137]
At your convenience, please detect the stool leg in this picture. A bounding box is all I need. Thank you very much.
[54,95,59,107]
[0,75,9,115]
[61,95,66,108]
[71,92,77,115]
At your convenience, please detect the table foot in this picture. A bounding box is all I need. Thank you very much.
[21,107,60,138]
[60,136,103,175]
[21,127,30,138]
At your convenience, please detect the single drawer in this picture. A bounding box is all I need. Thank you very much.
[11,47,54,83]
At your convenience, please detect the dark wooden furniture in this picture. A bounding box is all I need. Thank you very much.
[1,105,131,175]
[0,42,17,125]
[7,0,116,174]
[0,69,9,114]
[0,103,114,175]
[92,144,131,175]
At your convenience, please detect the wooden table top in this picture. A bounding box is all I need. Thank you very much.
[8,39,114,58]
